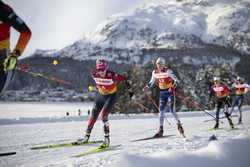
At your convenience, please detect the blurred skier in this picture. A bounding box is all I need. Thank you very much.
[143,57,185,137]
[230,76,249,124]
[78,58,133,148]
[0,0,32,94]
[210,77,234,129]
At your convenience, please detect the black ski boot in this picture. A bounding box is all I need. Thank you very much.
[153,126,163,138]
[238,117,242,125]
[229,119,234,129]
[225,112,234,129]
[177,123,184,135]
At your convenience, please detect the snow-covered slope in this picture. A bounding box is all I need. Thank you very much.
[115,136,250,167]
[31,0,250,63]
[0,103,250,167]
[91,0,207,49]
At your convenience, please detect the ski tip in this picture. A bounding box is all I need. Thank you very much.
[130,134,174,142]
[0,152,16,157]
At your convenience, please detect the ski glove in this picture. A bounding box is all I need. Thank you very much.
[3,49,20,71]
[172,82,177,89]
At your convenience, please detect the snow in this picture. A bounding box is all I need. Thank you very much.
[115,136,250,167]
[0,102,93,119]
[31,0,250,66]
[182,55,240,65]
[0,103,250,167]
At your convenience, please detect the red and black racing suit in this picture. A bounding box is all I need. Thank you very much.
[210,84,234,128]
[85,69,126,137]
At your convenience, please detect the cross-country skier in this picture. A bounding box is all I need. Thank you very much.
[143,57,185,137]
[78,58,133,148]
[230,76,249,124]
[210,77,234,129]
[0,0,32,94]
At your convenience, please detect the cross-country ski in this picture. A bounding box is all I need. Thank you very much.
[30,140,102,150]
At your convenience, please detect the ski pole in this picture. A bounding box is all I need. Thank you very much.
[133,100,150,112]
[19,60,59,67]
[173,91,177,113]
[16,66,73,87]
[17,62,73,87]
[144,91,171,125]
[203,114,238,122]
[176,92,224,124]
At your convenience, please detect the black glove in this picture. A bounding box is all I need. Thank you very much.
[173,82,177,88]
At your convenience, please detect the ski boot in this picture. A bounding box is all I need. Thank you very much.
[229,119,234,129]
[75,134,90,145]
[212,122,219,130]
[153,126,163,138]
[177,123,184,135]
[99,136,110,149]
[225,113,234,129]
[177,123,185,138]
[238,117,242,125]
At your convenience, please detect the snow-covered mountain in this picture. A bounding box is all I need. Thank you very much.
[90,0,250,54]
[32,0,250,63]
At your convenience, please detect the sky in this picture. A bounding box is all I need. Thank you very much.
[4,0,161,57]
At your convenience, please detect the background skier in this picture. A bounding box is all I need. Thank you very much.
[210,77,234,129]
[143,57,185,138]
[230,76,250,124]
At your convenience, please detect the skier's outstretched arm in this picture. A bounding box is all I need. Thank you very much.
[0,2,31,56]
